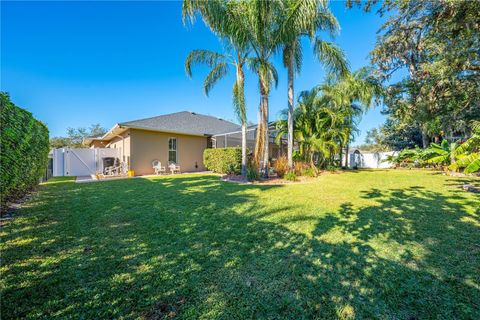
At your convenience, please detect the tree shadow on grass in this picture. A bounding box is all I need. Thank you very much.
[1,175,479,319]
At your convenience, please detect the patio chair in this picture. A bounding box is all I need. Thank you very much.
[168,163,181,174]
[152,160,166,175]
[104,159,128,176]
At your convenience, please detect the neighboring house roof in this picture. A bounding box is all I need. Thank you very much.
[120,111,241,136]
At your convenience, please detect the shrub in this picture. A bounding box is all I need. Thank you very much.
[274,156,288,178]
[284,171,297,181]
[302,167,317,177]
[294,161,309,176]
[326,165,339,172]
[246,164,260,181]
[1,93,49,211]
[203,147,242,174]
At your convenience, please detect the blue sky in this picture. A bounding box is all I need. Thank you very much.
[1,1,386,143]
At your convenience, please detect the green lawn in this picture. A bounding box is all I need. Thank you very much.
[1,170,479,319]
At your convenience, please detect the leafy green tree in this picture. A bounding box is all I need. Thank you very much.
[377,118,423,151]
[49,124,106,148]
[368,0,480,148]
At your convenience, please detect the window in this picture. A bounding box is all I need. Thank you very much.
[168,138,177,163]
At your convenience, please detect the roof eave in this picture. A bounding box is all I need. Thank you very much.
[118,124,209,137]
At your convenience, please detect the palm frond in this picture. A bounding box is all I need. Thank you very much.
[185,50,226,78]
[464,156,480,174]
[449,152,480,173]
[203,62,229,96]
[232,76,246,124]
[313,39,350,78]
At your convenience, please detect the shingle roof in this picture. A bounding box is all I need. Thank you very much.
[119,111,241,136]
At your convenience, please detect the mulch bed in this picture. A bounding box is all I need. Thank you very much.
[220,174,317,185]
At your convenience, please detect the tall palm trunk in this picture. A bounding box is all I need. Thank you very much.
[345,144,349,168]
[262,93,269,178]
[421,128,429,149]
[287,52,294,170]
[236,62,247,180]
[339,142,343,167]
[254,101,265,166]
[241,123,247,178]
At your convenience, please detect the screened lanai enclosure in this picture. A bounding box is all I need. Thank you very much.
[210,123,287,160]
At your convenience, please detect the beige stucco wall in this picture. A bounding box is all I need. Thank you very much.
[129,129,207,175]
[108,131,131,166]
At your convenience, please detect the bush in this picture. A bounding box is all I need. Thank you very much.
[326,165,339,172]
[302,167,317,177]
[274,156,288,178]
[246,164,260,181]
[1,93,49,210]
[203,147,242,174]
[294,161,309,176]
[284,171,297,181]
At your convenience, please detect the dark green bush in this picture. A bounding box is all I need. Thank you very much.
[203,147,242,174]
[1,93,49,210]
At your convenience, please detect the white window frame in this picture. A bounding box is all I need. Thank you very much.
[168,137,177,164]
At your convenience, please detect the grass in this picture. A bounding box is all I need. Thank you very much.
[1,170,479,319]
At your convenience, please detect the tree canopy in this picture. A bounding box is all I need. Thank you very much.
[369,0,479,148]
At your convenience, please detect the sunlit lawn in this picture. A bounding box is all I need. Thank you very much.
[1,170,479,319]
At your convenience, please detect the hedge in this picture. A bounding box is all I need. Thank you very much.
[1,93,49,211]
[203,147,242,174]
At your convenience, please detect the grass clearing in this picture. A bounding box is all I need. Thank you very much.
[1,170,479,319]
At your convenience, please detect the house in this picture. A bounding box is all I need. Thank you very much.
[84,111,286,175]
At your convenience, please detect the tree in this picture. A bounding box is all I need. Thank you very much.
[318,68,383,166]
[240,0,281,178]
[183,0,250,179]
[276,87,342,169]
[49,124,106,148]
[275,67,381,170]
[369,0,480,148]
[280,0,348,170]
[377,118,423,151]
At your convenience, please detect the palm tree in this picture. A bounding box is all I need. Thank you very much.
[319,68,383,166]
[276,87,347,169]
[276,68,382,169]
[280,0,349,170]
[183,0,250,179]
[245,1,342,177]
[241,0,281,178]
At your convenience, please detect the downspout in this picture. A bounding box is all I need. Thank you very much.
[114,134,125,167]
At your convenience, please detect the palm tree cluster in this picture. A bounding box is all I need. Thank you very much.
[182,0,348,179]
[276,68,382,169]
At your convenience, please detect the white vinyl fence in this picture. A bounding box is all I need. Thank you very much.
[52,148,120,177]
